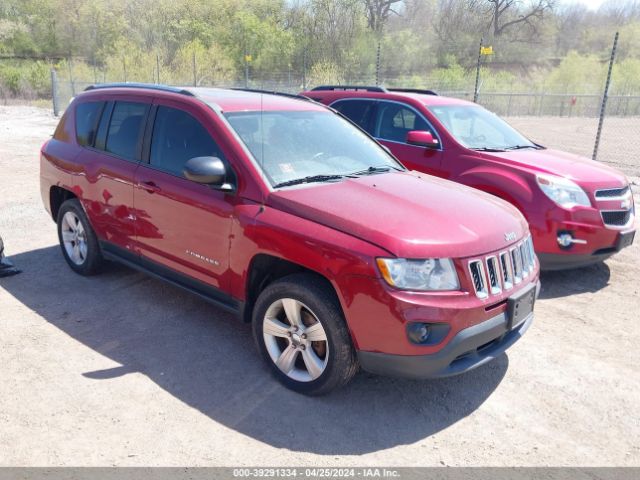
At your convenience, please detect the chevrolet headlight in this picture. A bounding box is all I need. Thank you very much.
[376,258,459,291]
[536,174,591,208]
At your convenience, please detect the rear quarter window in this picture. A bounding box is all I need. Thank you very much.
[75,101,105,147]
[52,111,71,142]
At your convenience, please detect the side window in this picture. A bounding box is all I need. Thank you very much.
[376,102,432,144]
[75,101,104,147]
[149,106,223,178]
[105,101,148,160]
[332,100,375,134]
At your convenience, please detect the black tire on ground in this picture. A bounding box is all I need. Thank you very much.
[252,273,359,395]
[56,198,104,276]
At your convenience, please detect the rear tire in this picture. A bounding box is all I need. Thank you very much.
[252,273,358,395]
[57,199,103,276]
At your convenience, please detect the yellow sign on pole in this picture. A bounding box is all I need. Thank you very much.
[245,54,252,62]
[480,46,494,55]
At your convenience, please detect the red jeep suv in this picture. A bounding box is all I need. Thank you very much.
[304,85,636,270]
[41,84,539,394]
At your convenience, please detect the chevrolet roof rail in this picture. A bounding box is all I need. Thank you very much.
[387,88,438,96]
[311,85,388,93]
[84,83,195,96]
[230,87,312,101]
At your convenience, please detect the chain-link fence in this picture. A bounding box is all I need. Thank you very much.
[43,28,639,180]
[455,92,640,117]
[49,76,639,180]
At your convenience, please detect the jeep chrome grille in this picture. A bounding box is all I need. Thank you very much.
[519,244,529,278]
[511,247,522,284]
[468,260,488,299]
[469,236,536,298]
[499,251,513,290]
[486,256,502,294]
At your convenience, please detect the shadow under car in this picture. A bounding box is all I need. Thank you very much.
[1,245,510,455]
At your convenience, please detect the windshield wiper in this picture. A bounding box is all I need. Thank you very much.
[504,145,538,150]
[470,147,506,152]
[349,165,404,176]
[273,174,346,188]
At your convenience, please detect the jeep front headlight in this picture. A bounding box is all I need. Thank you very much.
[376,258,459,291]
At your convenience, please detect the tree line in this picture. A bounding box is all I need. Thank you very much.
[1,0,639,99]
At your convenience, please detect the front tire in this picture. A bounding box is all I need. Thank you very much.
[57,199,103,275]
[252,273,358,395]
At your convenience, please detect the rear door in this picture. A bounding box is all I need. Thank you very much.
[76,98,150,253]
[133,100,235,290]
[373,100,445,177]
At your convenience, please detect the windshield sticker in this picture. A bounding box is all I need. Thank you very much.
[279,163,295,173]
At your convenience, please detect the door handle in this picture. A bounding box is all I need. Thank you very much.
[137,180,161,193]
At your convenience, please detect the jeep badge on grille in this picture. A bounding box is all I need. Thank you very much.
[505,231,517,242]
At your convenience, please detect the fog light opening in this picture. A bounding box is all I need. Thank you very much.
[407,323,430,344]
[557,231,587,249]
[557,232,574,249]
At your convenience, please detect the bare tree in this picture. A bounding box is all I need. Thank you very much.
[598,0,640,24]
[555,2,589,54]
[484,0,553,37]
[436,0,477,43]
[363,0,403,34]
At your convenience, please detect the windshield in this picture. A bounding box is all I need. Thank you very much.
[224,110,403,187]
[428,105,537,151]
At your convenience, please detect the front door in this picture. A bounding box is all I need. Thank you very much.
[133,102,234,290]
[374,101,444,178]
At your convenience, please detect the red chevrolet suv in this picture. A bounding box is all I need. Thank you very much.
[41,84,539,394]
[304,85,636,270]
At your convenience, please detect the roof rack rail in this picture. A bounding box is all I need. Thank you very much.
[387,88,438,96]
[84,83,195,96]
[230,87,311,101]
[311,85,388,93]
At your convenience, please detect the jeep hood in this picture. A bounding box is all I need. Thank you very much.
[479,148,628,191]
[267,171,528,258]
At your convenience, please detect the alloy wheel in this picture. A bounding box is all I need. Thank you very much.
[263,298,329,382]
[60,211,88,266]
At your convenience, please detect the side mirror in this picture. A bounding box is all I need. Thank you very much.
[183,156,234,191]
[406,130,439,149]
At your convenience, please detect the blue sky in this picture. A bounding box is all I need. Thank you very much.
[563,0,607,10]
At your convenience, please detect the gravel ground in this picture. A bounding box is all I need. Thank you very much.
[0,106,639,467]
[507,116,640,180]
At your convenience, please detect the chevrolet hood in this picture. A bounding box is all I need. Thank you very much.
[479,148,628,191]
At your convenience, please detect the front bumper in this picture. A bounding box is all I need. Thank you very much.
[533,226,635,270]
[538,251,615,270]
[358,308,533,379]
[528,201,635,270]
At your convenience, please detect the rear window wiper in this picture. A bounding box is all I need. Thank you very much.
[273,174,347,188]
